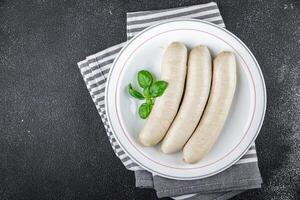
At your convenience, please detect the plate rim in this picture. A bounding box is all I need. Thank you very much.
[105,19,267,180]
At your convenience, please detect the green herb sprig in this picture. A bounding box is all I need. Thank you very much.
[127,70,168,119]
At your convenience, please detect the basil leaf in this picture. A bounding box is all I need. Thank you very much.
[146,98,154,105]
[137,70,153,89]
[143,87,150,98]
[138,103,151,119]
[149,81,168,97]
[128,84,144,100]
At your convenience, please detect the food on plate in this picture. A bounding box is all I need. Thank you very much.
[161,45,212,153]
[139,42,188,146]
[128,84,145,100]
[183,51,236,163]
[127,70,168,119]
[129,43,237,163]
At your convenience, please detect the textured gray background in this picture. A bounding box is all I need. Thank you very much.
[0,0,299,199]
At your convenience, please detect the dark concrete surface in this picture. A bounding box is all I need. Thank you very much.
[0,0,299,199]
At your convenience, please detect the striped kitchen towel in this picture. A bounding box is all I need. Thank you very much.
[77,2,262,200]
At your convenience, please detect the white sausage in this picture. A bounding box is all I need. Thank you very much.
[139,42,188,146]
[183,51,236,163]
[161,45,212,153]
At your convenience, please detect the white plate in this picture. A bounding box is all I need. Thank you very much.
[105,19,266,180]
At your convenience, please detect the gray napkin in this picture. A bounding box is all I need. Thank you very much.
[77,2,262,199]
